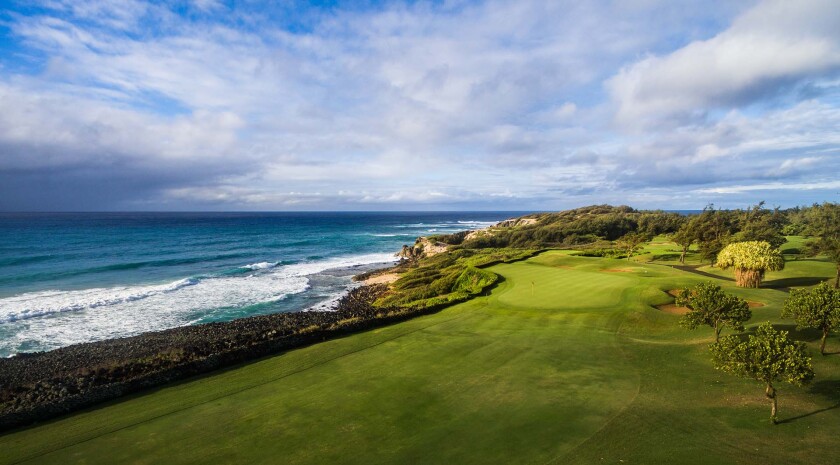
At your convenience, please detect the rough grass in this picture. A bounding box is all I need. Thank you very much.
[376,247,535,308]
[1,250,838,465]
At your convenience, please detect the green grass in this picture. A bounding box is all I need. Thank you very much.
[2,251,838,465]
[376,248,535,308]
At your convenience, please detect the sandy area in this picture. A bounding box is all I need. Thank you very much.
[656,289,764,314]
[656,303,689,315]
[363,273,400,285]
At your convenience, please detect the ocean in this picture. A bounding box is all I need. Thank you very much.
[0,212,521,357]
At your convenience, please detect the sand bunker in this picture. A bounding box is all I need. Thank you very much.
[602,269,635,273]
[656,303,689,315]
[656,289,764,315]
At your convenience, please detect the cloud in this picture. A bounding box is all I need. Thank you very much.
[0,0,837,210]
[693,180,840,195]
[607,0,840,129]
[191,0,225,13]
[608,100,840,191]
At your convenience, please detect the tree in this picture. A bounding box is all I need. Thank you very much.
[671,217,699,264]
[782,282,840,355]
[695,204,737,263]
[802,202,840,288]
[637,211,685,236]
[734,201,787,249]
[615,231,651,260]
[710,323,814,424]
[677,282,751,342]
[716,241,785,288]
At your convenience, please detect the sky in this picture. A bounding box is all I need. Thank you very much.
[0,0,838,211]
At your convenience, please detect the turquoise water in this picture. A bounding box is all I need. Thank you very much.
[0,212,519,356]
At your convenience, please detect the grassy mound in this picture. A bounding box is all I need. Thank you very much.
[375,248,536,308]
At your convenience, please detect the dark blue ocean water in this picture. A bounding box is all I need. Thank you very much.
[0,212,520,356]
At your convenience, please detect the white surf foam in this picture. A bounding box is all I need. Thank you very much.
[393,220,499,231]
[0,277,200,323]
[240,261,279,270]
[457,220,498,227]
[0,252,399,356]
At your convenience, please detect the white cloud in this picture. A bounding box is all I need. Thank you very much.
[608,0,840,129]
[0,0,837,210]
[0,81,244,169]
[192,0,225,13]
[694,180,840,194]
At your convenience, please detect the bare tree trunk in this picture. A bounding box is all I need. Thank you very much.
[835,266,839,289]
[735,268,763,288]
[680,246,687,264]
[766,383,778,424]
[714,323,721,343]
[821,328,829,355]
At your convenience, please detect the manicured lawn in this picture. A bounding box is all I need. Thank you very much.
[2,251,838,465]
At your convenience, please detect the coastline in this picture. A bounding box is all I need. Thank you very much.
[0,279,422,432]
[0,211,511,357]
[0,218,512,432]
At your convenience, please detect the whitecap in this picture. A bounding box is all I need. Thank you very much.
[240,261,279,270]
[0,252,399,356]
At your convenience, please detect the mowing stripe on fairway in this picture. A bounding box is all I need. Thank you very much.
[4,311,479,465]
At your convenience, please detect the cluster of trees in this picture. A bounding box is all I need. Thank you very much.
[669,202,839,288]
[437,203,838,283]
[670,202,788,264]
[436,205,685,249]
[799,203,840,288]
[677,281,839,423]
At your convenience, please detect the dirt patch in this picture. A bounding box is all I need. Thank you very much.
[556,265,574,270]
[602,268,635,273]
[363,273,400,285]
[748,301,765,308]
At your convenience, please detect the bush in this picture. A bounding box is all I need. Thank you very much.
[453,267,498,294]
[376,249,534,308]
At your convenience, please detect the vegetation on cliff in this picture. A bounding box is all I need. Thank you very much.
[376,248,536,308]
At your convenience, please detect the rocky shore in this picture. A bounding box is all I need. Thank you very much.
[0,281,452,432]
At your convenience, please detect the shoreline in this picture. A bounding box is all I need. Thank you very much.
[0,279,430,432]
[0,223,502,432]
[0,257,400,358]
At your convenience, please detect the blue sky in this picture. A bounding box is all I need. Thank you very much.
[0,0,838,211]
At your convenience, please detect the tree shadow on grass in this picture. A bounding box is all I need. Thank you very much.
[762,277,830,293]
[668,265,734,282]
[778,379,840,424]
[764,324,823,343]
[650,253,681,261]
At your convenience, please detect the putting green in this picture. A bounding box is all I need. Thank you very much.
[1,251,838,465]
